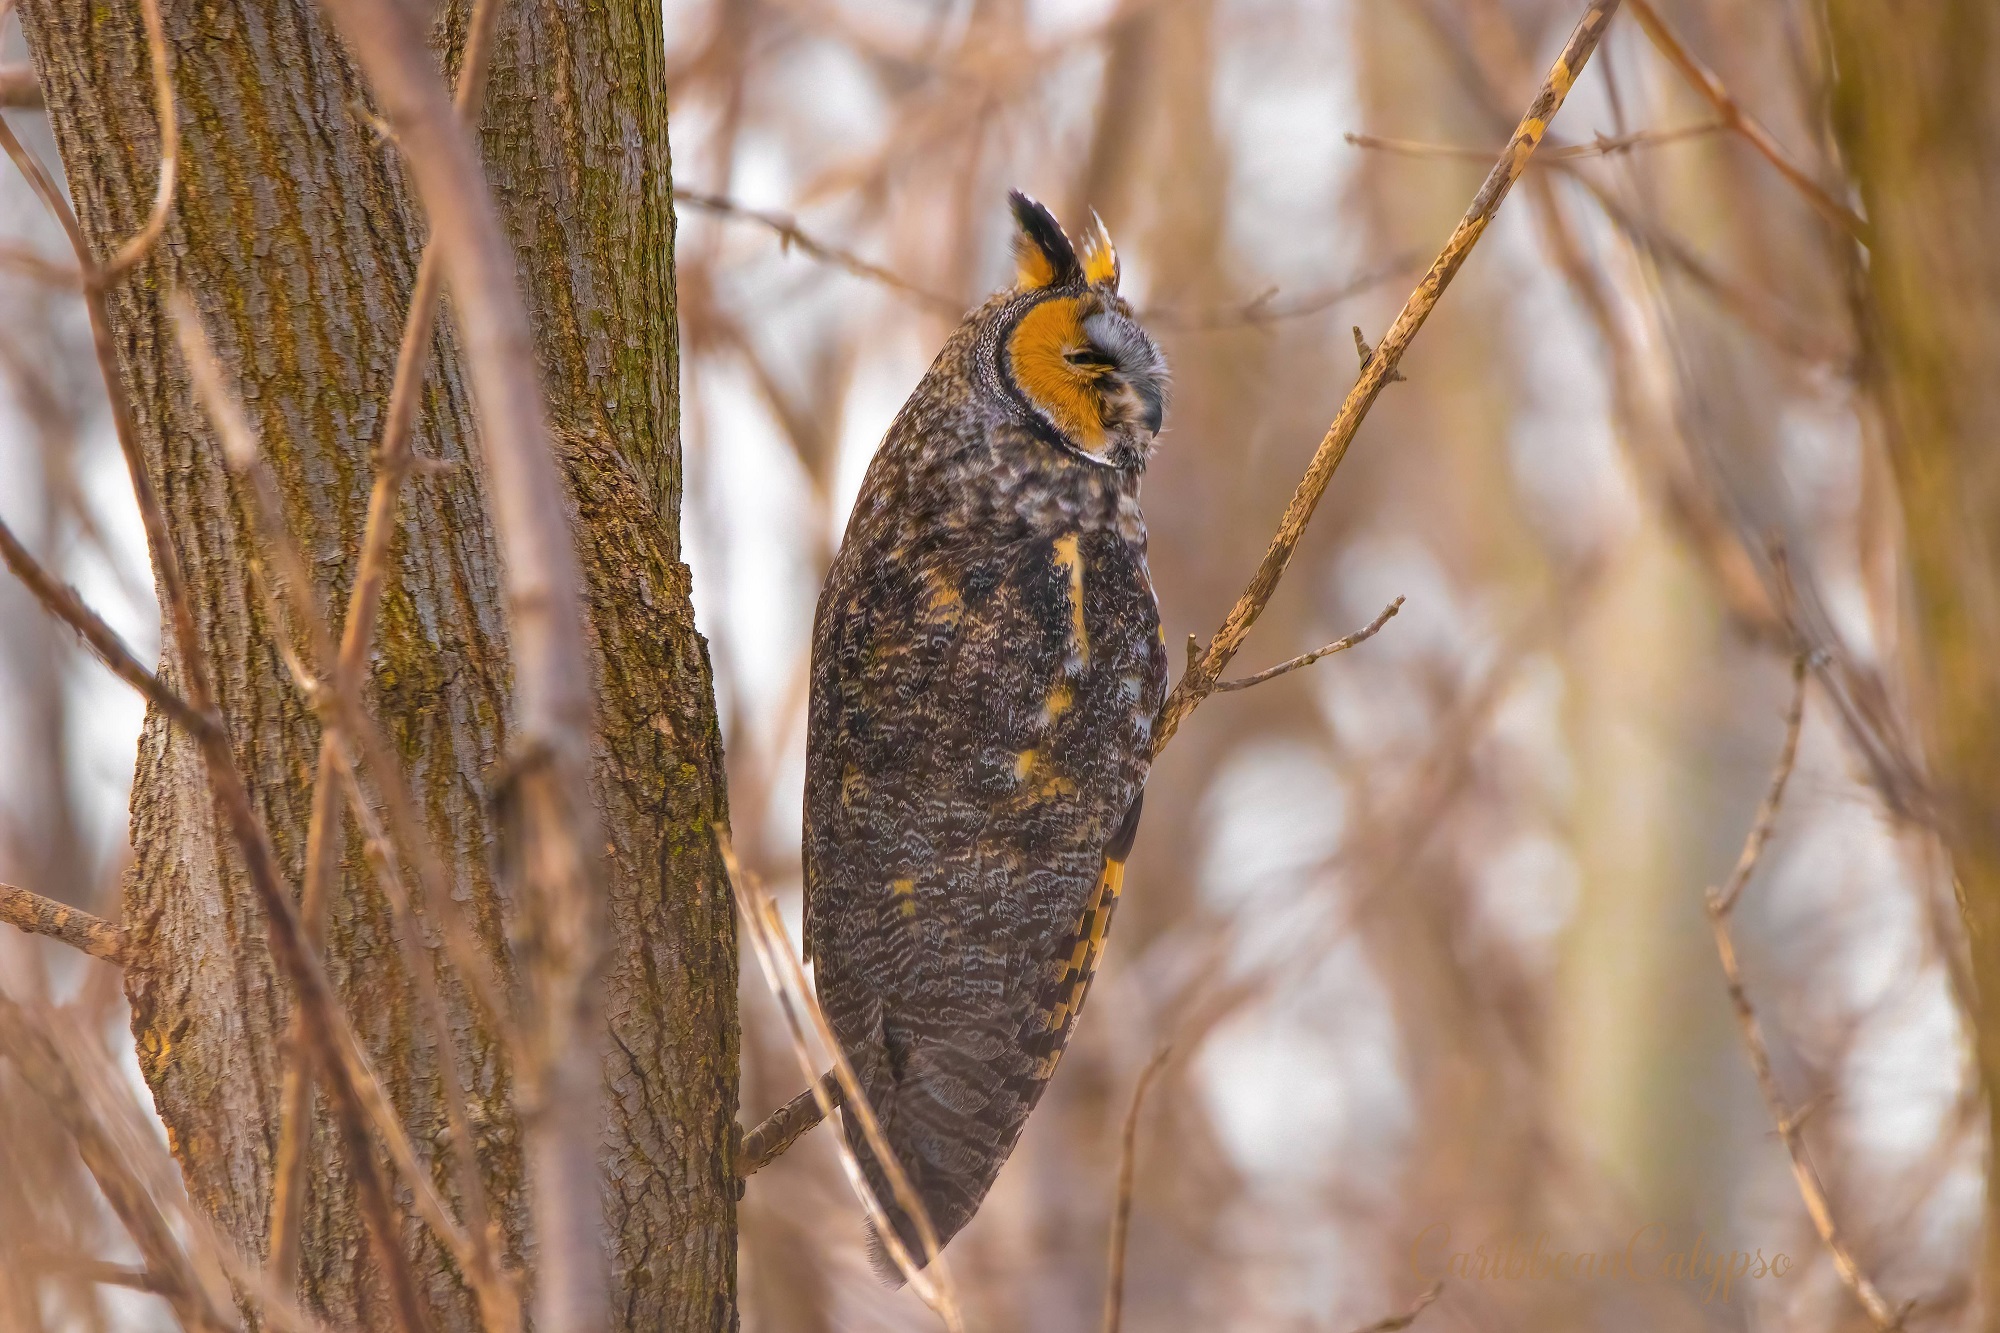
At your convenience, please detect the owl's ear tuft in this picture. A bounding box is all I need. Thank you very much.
[1009,190,1080,290]
[1079,210,1120,291]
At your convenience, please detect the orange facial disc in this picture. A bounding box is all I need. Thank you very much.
[1007,296,1106,452]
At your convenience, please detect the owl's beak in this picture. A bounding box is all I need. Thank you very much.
[1134,378,1165,436]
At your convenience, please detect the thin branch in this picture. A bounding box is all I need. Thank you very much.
[173,297,336,669]
[1101,1042,1171,1333]
[674,187,963,311]
[717,832,967,1333]
[1344,120,1725,162]
[1213,596,1404,693]
[0,0,176,284]
[1713,655,1809,917]
[1137,253,1425,332]
[41,1258,169,1295]
[739,1073,840,1177]
[0,513,210,738]
[0,238,80,285]
[0,75,211,791]
[1153,0,1622,755]
[1625,0,1869,244]
[0,882,129,964]
[1706,657,1904,1330]
[1399,0,1845,369]
[0,995,238,1332]
[92,0,179,282]
[1346,1284,1445,1333]
[0,65,39,110]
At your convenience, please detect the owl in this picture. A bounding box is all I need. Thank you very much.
[804,191,1171,1271]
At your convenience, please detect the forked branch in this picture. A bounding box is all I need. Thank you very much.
[1152,0,1623,756]
[1625,0,1869,244]
[674,187,962,312]
[0,514,210,739]
[1213,596,1404,693]
[1706,657,1905,1331]
[1347,1284,1445,1333]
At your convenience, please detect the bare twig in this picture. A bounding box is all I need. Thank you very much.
[0,0,172,287]
[173,298,336,669]
[717,832,967,1332]
[1213,597,1404,693]
[0,65,39,110]
[318,0,609,1325]
[0,86,210,781]
[1101,1042,1171,1333]
[0,238,79,285]
[36,1005,351,1333]
[1344,121,1724,163]
[1139,253,1425,332]
[1706,657,1903,1330]
[1346,1284,1444,1333]
[34,1257,168,1294]
[0,995,237,1332]
[1153,0,1622,755]
[1402,0,1847,370]
[0,882,129,964]
[0,514,210,739]
[674,187,963,311]
[1713,657,1809,917]
[739,1073,840,1177]
[1625,0,1869,244]
[93,0,179,282]
[329,750,518,1328]
[8,2,465,1323]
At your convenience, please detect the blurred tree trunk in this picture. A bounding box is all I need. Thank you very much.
[1823,0,2000,1318]
[19,0,736,1327]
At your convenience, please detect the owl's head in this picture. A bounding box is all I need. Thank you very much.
[989,191,1168,471]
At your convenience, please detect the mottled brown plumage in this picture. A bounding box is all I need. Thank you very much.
[804,193,1170,1271]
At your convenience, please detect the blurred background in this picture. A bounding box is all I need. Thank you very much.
[0,0,1978,1329]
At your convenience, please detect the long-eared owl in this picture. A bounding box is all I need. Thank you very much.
[804,192,1171,1270]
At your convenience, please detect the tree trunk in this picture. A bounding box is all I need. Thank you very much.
[1823,0,2000,1321]
[18,0,736,1327]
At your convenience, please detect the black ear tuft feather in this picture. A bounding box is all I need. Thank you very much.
[1008,190,1081,289]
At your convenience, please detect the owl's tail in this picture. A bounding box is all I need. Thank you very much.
[864,1220,910,1288]
[840,1040,1028,1287]
[848,1106,981,1288]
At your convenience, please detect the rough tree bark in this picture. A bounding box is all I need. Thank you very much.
[1823,0,2000,1322]
[18,0,736,1326]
